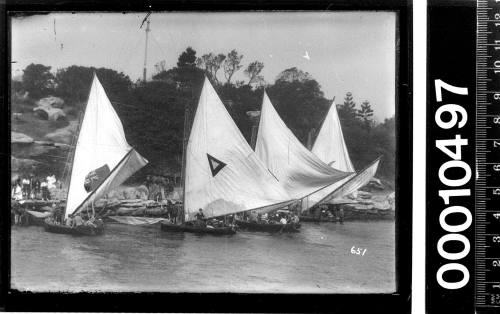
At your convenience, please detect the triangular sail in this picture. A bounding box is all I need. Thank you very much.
[312,101,355,172]
[65,74,148,219]
[307,100,380,207]
[184,78,294,221]
[254,92,352,201]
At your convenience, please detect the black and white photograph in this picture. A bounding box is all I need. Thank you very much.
[9,11,400,295]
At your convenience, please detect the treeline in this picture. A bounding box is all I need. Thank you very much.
[12,47,395,182]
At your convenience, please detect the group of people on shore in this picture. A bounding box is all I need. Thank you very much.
[143,175,175,202]
[11,174,58,201]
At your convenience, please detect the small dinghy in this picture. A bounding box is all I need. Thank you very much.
[235,219,300,233]
[44,219,104,236]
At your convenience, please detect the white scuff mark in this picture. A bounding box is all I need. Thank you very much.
[303,50,310,61]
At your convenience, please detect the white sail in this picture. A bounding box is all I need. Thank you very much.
[65,74,148,219]
[307,100,380,206]
[184,78,294,221]
[303,157,381,211]
[254,92,352,201]
[311,100,355,172]
[321,157,381,204]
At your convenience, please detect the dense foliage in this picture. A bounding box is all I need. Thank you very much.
[12,48,396,183]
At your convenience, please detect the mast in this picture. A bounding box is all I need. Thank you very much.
[63,75,95,217]
[143,19,150,82]
[180,104,189,224]
[61,109,82,189]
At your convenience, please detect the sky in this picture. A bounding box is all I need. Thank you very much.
[11,12,396,121]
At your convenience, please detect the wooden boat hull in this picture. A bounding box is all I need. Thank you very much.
[44,221,104,236]
[160,222,236,235]
[299,215,337,223]
[235,220,301,233]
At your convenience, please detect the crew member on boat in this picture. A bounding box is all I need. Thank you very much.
[249,210,258,223]
[194,208,206,227]
[73,214,84,227]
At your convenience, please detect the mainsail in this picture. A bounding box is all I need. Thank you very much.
[312,100,355,172]
[65,74,148,219]
[183,78,294,221]
[254,92,353,202]
[309,101,380,204]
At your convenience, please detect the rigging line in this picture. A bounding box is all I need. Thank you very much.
[118,34,144,73]
[150,31,168,60]
[113,23,140,71]
[153,19,177,56]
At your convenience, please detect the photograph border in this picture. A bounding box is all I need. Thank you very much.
[0,0,412,312]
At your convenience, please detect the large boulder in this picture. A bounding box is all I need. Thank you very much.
[11,132,34,144]
[37,96,65,109]
[44,120,77,144]
[11,156,40,173]
[33,106,66,122]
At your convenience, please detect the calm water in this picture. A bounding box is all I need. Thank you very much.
[11,221,395,293]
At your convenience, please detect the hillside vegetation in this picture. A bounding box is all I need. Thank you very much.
[11,47,396,185]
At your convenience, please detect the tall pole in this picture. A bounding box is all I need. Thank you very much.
[143,19,150,82]
[180,105,189,224]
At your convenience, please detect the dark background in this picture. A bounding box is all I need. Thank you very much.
[427,1,476,314]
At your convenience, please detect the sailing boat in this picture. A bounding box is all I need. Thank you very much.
[306,100,381,206]
[254,92,355,209]
[160,78,296,235]
[44,74,148,236]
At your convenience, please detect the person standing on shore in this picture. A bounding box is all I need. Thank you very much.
[12,180,22,201]
[22,176,30,199]
[41,179,50,201]
[34,177,41,199]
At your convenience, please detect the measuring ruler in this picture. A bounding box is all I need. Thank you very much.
[476,0,500,309]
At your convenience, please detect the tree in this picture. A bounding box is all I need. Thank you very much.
[177,47,197,68]
[244,61,265,87]
[357,100,374,129]
[275,67,312,83]
[119,80,186,178]
[338,92,357,123]
[154,60,167,76]
[55,66,132,105]
[223,49,243,84]
[267,68,329,144]
[196,53,226,85]
[22,63,55,99]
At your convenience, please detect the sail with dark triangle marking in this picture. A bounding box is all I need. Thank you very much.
[183,78,294,221]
